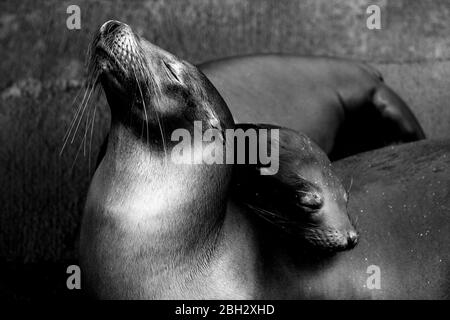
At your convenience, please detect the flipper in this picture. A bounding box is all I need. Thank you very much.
[329,81,426,160]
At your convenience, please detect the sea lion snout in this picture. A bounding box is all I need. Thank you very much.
[98,20,136,53]
[316,192,359,251]
[301,225,358,252]
[310,206,359,251]
[93,20,140,77]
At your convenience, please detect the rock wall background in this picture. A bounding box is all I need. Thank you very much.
[1,0,450,299]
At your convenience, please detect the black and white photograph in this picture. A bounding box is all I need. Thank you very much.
[0,0,449,306]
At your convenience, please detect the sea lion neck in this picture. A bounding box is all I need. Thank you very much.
[96,123,232,267]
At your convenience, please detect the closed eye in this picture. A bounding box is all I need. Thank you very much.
[296,191,324,211]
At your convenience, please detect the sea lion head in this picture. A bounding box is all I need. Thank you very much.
[234,126,359,252]
[87,20,234,147]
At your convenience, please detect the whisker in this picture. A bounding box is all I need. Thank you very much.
[133,67,149,146]
[70,131,86,173]
[154,99,167,166]
[82,102,91,157]
[62,84,85,143]
[347,175,354,195]
[140,62,168,166]
[62,29,103,167]
[246,203,290,226]
[70,80,97,145]
[88,94,99,176]
[60,83,91,156]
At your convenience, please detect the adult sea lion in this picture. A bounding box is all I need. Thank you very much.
[79,20,238,299]
[80,20,449,299]
[200,55,426,160]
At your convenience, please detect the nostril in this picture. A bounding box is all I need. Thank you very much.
[347,231,359,248]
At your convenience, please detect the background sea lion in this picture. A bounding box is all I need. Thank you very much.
[233,123,358,251]
[200,55,426,160]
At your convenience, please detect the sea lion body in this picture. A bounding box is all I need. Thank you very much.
[200,55,425,160]
[278,140,449,299]
[80,21,449,299]
[229,140,450,299]
[328,140,450,299]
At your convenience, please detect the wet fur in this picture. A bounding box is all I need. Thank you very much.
[200,55,426,160]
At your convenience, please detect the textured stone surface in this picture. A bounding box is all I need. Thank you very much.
[2,0,450,90]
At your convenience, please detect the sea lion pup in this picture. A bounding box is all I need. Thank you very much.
[232,123,358,251]
[200,55,426,160]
